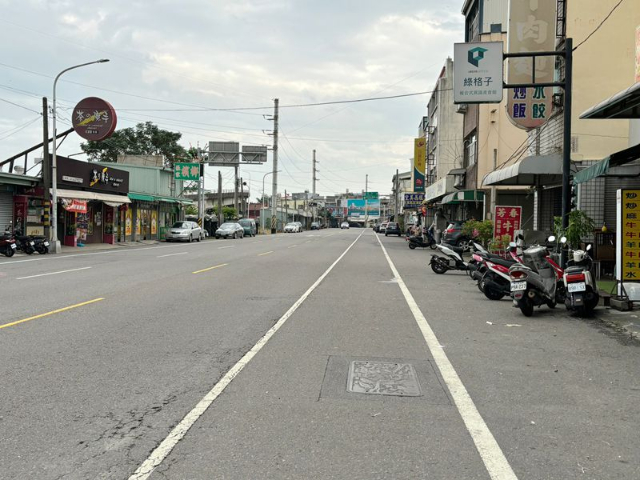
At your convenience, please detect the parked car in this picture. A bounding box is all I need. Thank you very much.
[215,222,245,239]
[311,222,320,230]
[294,222,303,232]
[284,222,299,233]
[379,222,388,233]
[373,224,380,233]
[385,222,402,236]
[165,221,203,242]
[341,222,349,229]
[442,221,470,249]
[238,218,257,237]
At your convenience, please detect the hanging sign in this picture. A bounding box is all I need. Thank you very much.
[454,41,504,104]
[506,0,556,129]
[413,138,426,192]
[72,97,117,141]
[494,205,522,241]
[61,199,88,213]
[404,193,425,209]
[174,162,201,181]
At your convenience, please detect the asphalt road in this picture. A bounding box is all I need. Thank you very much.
[0,229,638,480]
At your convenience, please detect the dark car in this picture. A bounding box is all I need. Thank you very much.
[310,222,320,230]
[384,222,402,236]
[442,221,470,249]
[238,218,256,237]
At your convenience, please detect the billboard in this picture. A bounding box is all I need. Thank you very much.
[507,0,556,129]
[454,41,504,104]
[413,138,426,193]
[346,199,380,218]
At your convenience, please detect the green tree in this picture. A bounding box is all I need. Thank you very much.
[206,206,237,220]
[554,210,595,248]
[81,122,187,165]
[185,205,198,216]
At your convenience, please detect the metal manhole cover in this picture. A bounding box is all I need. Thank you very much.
[347,361,422,397]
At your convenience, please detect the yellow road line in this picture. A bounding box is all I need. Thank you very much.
[0,298,105,331]
[192,263,228,274]
[258,251,274,256]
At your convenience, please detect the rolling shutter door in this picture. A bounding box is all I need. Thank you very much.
[0,191,13,232]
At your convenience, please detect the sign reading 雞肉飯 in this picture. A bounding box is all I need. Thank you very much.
[174,163,201,181]
[454,41,504,104]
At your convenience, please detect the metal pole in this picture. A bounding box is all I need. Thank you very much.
[233,163,238,218]
[561,38,573,267]
[240,177,244,217]
[42,97,51,239]
[51,59,109,253]
[271,98,279,234]
[365,174,368,227]
[218,171,223,226]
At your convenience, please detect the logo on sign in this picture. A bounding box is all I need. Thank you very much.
[468,47,487,67]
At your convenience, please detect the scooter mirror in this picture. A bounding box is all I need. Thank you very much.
[548,235,556,243]
[560,236,567,244]
[586,244,592,251]
[508,242,517,248]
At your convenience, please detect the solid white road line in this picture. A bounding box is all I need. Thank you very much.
[375,234,518,480]
[17,266,92,280]
[217,245,235,249]
[157,252,188,258]
[128,230,366,480]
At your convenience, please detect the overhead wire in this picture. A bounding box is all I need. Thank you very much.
[573,0,625,51]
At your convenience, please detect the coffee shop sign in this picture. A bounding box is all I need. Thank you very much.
[91,167,124,188]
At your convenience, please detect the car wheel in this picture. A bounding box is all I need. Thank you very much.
[456,238,470,251]
[189,235,192,243]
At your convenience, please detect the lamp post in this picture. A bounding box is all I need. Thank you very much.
[262,170,280,234]
[51,59,109,252]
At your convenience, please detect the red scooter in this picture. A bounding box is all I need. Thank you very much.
[0,231,17,257]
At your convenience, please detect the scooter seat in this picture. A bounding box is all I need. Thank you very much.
[489,257,516,268]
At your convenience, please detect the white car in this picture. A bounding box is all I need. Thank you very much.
[379,222,388,233]
[284,222,299,233]
[340,222,349,229]
[165,221,203,242]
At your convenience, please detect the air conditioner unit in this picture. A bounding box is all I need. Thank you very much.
[456,103,468,114]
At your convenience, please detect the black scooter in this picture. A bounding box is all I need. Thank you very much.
[0,232,17,257]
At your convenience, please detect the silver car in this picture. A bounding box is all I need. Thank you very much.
[165,221,203,242]
[215,222,245,239]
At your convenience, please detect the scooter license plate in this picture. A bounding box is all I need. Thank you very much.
[29,241,35,246]
[10,243,16,249]
[568,282,586,293]
[511,281,527,292]
[44,242,49,246]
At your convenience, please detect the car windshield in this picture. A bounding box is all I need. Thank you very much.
[286,223,296,227]
[172,222,189,229]
[220,223,236,229]
[238,220,251,226]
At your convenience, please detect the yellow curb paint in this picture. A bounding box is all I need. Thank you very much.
[0,298,105,330]
[192,263,228,274]
[258,251,274,256]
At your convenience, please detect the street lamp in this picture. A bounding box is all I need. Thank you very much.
[262,170,280,234]
[51,59,109,252]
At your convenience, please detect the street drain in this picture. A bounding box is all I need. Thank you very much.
[347,361,422,397]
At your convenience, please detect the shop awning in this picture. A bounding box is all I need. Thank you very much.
[158,197,179,203]
[128,192,156,202]
[574,142,640,184]
[54,188,131,204]
[482,154,574,186]
[178,198,195,205]
[448,168,466,176]
[440,190,485,205]
[580,82,640,119]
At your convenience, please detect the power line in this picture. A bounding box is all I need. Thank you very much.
[573,0,625,51]
[0,97,42,115]
[0,116,41,141]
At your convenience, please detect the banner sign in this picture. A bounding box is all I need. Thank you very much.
[617,189,640,285]
[346,199,380,218]
[404,193,425,209]
[413,138,426,192]
[61,199,88,213]
[454,41,504,104]
[364,191,378,200]
[493,205,522,241]
[174,163,201,181]
[506,0,556,129]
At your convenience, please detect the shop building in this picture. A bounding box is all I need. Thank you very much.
[0,172,40,233]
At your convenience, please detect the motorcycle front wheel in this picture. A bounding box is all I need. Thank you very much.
[3,246,15,257]
[409,243,416,250]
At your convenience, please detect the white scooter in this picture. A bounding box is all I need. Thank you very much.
[429,243,470,274]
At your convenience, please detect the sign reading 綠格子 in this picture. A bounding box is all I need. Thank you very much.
[72,97,117,141]
[454,42,504,104]
[413,138,426,193]
[506,0,556,129]
[174,163,201,181]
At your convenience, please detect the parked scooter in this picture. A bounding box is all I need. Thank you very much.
[509,236,565,317]
[430,243,470,274]
[563,244,599,314]
[480,243,524,300]
[0,231,17,257]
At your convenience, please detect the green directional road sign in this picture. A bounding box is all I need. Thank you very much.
[175,162,201,181]
[364,191,378,200]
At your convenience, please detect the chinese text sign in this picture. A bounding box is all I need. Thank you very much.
[413,138,426,193]
[174,163,200,181]
[454,41,504,104]
[618,190,640,283]
[493,206,522,242]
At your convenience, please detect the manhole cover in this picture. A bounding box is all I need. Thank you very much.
[347,361,422,397]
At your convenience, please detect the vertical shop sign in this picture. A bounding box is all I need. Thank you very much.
[136,214,141,236]
[125,209,132,236]
[493,206,522,241]
[151,210,157,235]
[507,0,556,129]
[413,138,426,193]
[635,25,640,83]
[617,190,640,285]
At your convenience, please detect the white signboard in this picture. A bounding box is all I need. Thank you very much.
[454,42,504,104]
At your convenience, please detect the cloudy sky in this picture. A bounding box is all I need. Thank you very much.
[0,0,464,198]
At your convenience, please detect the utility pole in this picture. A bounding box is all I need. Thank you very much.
[271,98,279,233]
[42,97,51,240]
[218,171,223,226]
[233,164,239,218]
[240,177,244,217]
[364,174,369,227]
